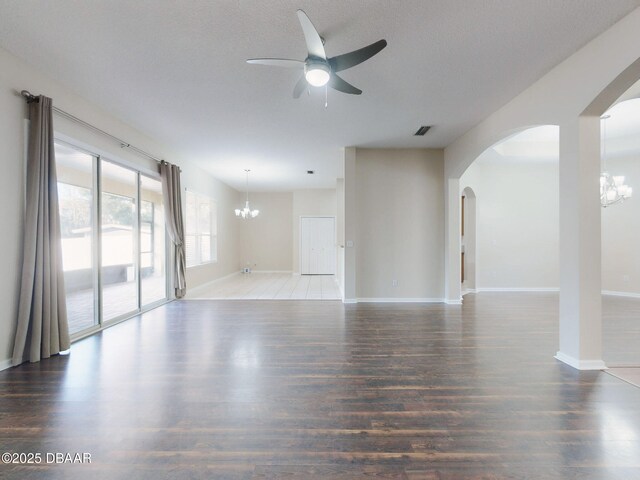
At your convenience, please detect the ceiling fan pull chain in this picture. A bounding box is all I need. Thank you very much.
[325,84,328,109]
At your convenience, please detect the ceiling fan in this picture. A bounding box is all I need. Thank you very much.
[247,9,387,98]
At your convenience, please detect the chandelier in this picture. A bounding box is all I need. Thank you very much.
[600,114,632,208]
[235,169,259,219]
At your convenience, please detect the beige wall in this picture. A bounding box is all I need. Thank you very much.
[292,189,337,273]
[336,178,345,296]
[236,189,337,273]
[0,46,240,368]
[460,150,640,296]
[239,192,293,271]
[460,156,560,290]
[343,148,357,300]
[184,171,241,287]
[354,148,444,299]
[453,96,640,299]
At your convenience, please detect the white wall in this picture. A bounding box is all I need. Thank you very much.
[602,155,640,294]
[292,189,337,274]
[0,46,240,369]
[460,154,559,290]
[354,148,444,300]
[239,192,293,272]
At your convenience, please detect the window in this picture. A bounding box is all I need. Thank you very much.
[185,190,217,267]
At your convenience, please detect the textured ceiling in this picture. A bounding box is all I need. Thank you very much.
[1,0,639,191]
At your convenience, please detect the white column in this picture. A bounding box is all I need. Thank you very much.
[343,147,357,303]
[444,177,462,304]
[556,116,605,370]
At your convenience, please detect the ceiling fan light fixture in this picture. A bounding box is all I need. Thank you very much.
[305,62,330,87]
[247,10,386,98]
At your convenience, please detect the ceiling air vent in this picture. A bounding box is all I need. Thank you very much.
[414,126,431,136]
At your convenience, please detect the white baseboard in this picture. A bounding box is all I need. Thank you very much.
[472,288,640,298]
[462,288,476,296]
[602,290,640,299]
[476,287,559,293]
[555,351,607,370]
[342,298,357,304]
[357,298,445,303]
[0,358,13,371]
[187,271,240,295]
[444,298,463,305]
[250,270,293,274]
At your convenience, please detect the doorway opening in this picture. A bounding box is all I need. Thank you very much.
[461,187,477,294]
[600,89,640,368]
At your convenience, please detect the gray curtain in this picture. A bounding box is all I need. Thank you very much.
[13,95,70,366]
[160,161,187,298]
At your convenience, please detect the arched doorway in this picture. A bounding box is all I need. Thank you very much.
[461,187,476,294]
[458,126,559,294]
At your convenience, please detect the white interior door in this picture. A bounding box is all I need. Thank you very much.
[300,217,336,275]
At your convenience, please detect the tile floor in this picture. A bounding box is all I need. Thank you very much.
[186,272,341,300]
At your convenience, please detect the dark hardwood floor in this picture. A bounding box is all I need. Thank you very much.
[1,293,640,479]
[603,294,640,366]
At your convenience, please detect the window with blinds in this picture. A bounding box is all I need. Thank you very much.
[185,190,217,267]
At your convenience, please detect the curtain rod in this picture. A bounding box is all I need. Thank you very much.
[21,89,168,165]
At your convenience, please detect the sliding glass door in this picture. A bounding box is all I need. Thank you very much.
[55,141,168,336]
[56,143,99,334]
[140,176,166,306]
[100,160,139,321]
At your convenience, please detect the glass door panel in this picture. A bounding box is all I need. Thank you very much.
[100,160,138,321]
[140,175,167,306]
[55,142,98,335]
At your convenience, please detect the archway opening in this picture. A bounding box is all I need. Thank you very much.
[461,187,477,294]
[459,125,559,294]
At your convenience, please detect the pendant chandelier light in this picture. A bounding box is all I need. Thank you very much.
[600,114,632,208]
[235,169,259,219]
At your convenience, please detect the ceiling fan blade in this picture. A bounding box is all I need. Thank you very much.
[293,75,308,98]
[329,74,362,95]
[328,39,387,73]
[247,58,304,68]
[296,10,326,60]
